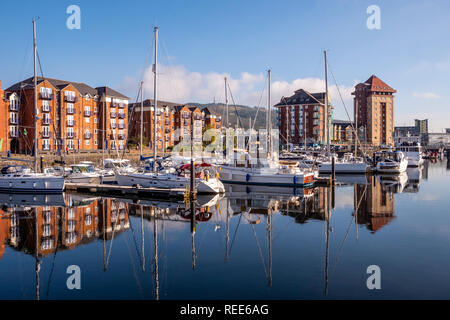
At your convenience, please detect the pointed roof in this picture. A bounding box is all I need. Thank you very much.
[274,89,326,107]
[363,75,396,93]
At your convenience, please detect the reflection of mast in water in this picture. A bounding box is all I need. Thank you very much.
[153,210,159,301]
[225,198,229,262]
[267,204,272,287]
[103,198,106,271]
[324,187,330,295]
[35,208,40,301]
[190,200,196,270]
[141,206,145,272]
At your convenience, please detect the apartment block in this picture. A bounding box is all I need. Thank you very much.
[332,119,354,143]
[128,99,178,151]
[274,89,332,146]
[352,75,396,146]
[173,105,204,144]
[2,77,128,153]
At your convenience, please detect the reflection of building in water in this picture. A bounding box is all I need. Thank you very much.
[0,196,130,258]
[354,175,395,233]
[422,162,429,180]
[278,187,331,223]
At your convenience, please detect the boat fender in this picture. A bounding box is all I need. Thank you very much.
[293,176,297,185]
[246,173,251,182]
[206,174,209,182]
[216,172,220,179]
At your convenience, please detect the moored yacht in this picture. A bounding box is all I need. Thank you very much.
[0,165,65,193]
[318,153,368,174]
[395,135,423,167]
[374,151,408,174]
[66,162,102,183]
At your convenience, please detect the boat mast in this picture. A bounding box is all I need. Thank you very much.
[225,77,228,129]
[355,99,358,157]
[324,51,330,156]
[267,69,271,154]
[33,18,38,172]
[140,81,144,158]
[153,26,158,172]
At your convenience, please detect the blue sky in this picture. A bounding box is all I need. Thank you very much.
[1,0,449,131]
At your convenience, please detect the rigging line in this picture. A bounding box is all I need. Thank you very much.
[128,208,144,267]
[330,183,368,276]
[328,62,365,156]
[250,74,268,131]
[45,208,62,298]
[123,230,145,298]
[228,210,244,257]
[226,81,243,128]
[250,220,268,278]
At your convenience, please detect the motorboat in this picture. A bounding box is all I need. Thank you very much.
[65,162,102,183]
[0,165,65,193]
[374,151,408,174]
[395,135,424,167]
[100,158,136,184]
[318,153,368,174]
[115,162,225,194]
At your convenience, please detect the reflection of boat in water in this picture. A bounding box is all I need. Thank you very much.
[0,193,66,208]
[322,174,368,185]
[224,183,315,200]
[404,167,422,193]
[376,172,408,193]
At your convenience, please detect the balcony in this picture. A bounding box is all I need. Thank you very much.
[118,103,125,109]
[165,128,171,133]
[111,123,117,129]
[118,113,125,119]
[65,96,77,103]
[110,112,117,118]
[109,134,115,140]
[42,104,51,112]
[9,118,18,125]
[9,131,19,138]
[9,104,19,111]
[39,92,54,100]
[84,111,91,117]
[111,102,118,107]
[67,132,76,139]
[42,131,50,138]
[84,133,91,139]
[67,120,76,127]
[165,119,170,125]
[42,144,50,151]
[118,134,125,140]
[118,123,125,129]
[42,117,51,125]
[67,108,75,114]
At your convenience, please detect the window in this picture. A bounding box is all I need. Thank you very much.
[94,140,98,145]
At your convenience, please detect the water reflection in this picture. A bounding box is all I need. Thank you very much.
[0,161,437,299]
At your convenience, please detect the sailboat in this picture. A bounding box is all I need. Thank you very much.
[115,27,224,194]
[317,51,368,174]
[0,19,65,193]
[219,70,316,187]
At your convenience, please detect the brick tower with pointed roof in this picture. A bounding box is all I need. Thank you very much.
[352,75,396,146]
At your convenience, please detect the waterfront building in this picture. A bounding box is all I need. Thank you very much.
[202,107,222,131]
[332,119,354,144]
[128,99,177,151]
[354,175,395,233]
[3,77,128,153]
[274,89,332,146]
[173,105,204,144]
[352,75,396,146]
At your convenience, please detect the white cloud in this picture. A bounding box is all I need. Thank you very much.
[413,92,440,99]
[118,64,354,117]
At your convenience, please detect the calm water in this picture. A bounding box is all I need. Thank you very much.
[0,159,449,300]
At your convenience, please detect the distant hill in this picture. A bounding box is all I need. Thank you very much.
[187,102,278,130]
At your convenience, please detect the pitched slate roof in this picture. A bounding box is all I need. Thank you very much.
[6,77,128,98]
[96,86,129,99]
[129,99,179,110]
[274,89,326,107]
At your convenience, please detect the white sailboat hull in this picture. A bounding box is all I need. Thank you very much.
[219,167,315,187]
[318,162,368,174]
[376,159,408,174]
[115,173,225,194]
[0,174,65,193]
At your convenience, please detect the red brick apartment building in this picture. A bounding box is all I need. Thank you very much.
[128,102,222,150]
[274,89,332,145]
[128,99,178,151]
[352,75,396,146]
[0,77,129,154]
